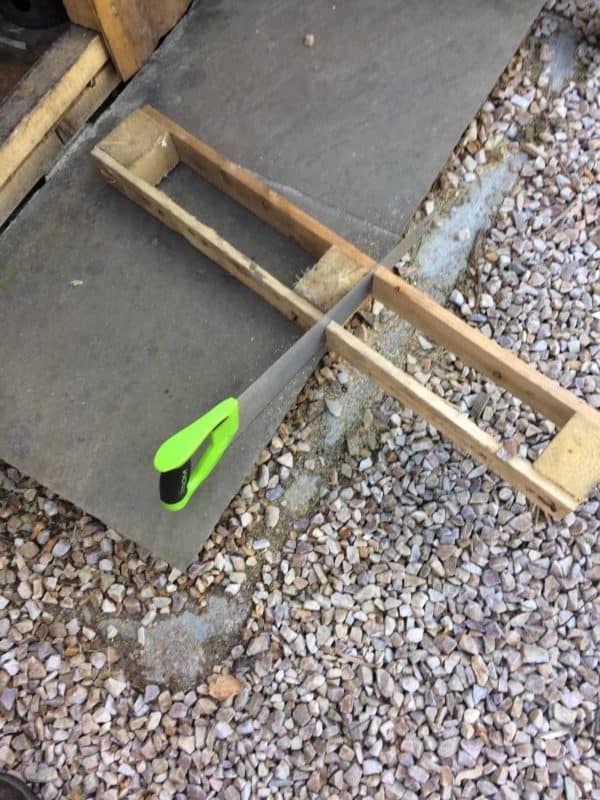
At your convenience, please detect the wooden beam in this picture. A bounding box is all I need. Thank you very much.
[0,29,118,228]
[326,322,578,518]
[62,1,190,80]
[91,148,322,330]
[0,30,109,191]
[372,269,600,429]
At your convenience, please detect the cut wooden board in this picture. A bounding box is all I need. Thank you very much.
[294,245,366,311]
[533,412,600,502]
[0,29,118,227]
[139,106,600,434]
[62,0,190,80]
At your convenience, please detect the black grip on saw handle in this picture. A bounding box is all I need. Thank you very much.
[159,459,192,505]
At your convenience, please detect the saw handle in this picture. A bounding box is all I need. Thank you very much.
[154,397,240,511]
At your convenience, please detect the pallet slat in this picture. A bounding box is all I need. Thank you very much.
[62,0,190,80]
[93,149,322,330]
[0,33,109,191]
[0,28,118,227]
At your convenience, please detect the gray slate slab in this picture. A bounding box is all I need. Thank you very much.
[0,0,542,566]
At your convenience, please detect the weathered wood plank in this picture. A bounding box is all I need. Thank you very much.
[0,35,118,227]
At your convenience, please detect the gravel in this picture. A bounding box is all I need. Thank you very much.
[1,2,599,799]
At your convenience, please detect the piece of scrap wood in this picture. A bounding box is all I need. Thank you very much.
[0,31,109,190]
[533,412,600,502]
[294,245,366,311]
[95,107,179,185]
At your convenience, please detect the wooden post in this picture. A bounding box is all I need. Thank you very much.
[62,0,190,80]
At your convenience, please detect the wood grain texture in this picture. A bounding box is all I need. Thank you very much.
[96,107,179,184]
[58,60,120,138]
[0,26,97,142]
[0,36,118,227]
[0,32,108,191]
[326,322,578,518]
[534,413,600,501]
[295,245,366,311]
[63,1,190,79]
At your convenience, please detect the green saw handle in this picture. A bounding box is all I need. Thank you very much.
[154,397,239,511]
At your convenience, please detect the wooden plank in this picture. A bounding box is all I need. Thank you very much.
[95,108,179,185]
[534,413,600,501]
[99,109,600,433]
[63,1,190,80]
[1,53,119,228]
[0,26,101,144]
[0,131,60,227]
[372,269,600,430]
[85,1,154,80]
[326,322,578,518]
[0,33,109,191]
[91,148,322,330]
[294,245,366,312]
[93,109,600,515]
[138,108,600,431]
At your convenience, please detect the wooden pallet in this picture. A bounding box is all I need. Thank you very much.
[0,26,119,228]
[92,106,600,519]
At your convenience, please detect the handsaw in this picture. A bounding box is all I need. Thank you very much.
[154,223,427,510]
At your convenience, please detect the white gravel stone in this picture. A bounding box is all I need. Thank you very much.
[265,506,280,528]
[104,678,127,698]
